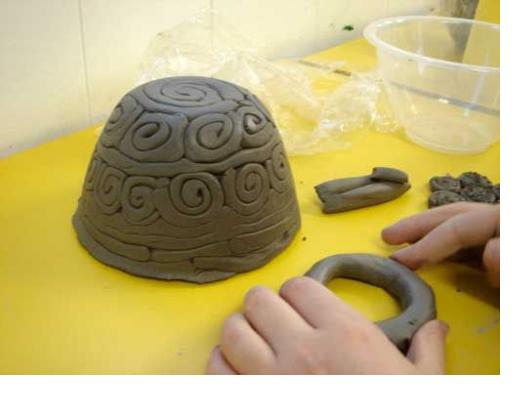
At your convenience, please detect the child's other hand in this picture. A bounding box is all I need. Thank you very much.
[382,202,500,287]
[206,277,448,374]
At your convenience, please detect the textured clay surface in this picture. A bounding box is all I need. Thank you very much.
[73,76,301,283]
[459,171,492,189]
[460,185,497,203]
[306,254,436,352]
[427,171,499,208]
[429,175,461,193]
[315,167,411,213]
[428,190,467,208]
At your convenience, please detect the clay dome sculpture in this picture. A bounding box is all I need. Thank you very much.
[73,76,301,283]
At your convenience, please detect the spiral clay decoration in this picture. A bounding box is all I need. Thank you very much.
[73,76,301,283]
[185,113,242,162]
[100,95,143,148]
[94,165,125,214]
[119,111,186,162]
[267,144,290,193]
[152,172,224,226]
[136,77,243,117]
[83,155,102,191]
[121,176,159,225]
[223,164,270,215]
[237,105,273,147]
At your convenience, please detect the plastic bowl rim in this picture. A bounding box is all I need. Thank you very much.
[363,15,500,73]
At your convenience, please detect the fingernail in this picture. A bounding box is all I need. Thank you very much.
[439,321,450,335]
[391,247,407,257]
[383,223,396,232]
[381,226,395,240]
[389,251,400,260]
[390,249,408,262]
[246,285,268,299]
[391,250,427,270]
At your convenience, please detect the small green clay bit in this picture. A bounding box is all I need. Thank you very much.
[427,171,499,208]
[315,167,410,213]
[459,171,492,188]
[493,184,500,202]
[428,190,467,208]
[460,186,497,203]
[343,24,354,31]
[429,175,461,193]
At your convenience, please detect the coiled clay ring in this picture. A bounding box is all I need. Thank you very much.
[305,254,436,352]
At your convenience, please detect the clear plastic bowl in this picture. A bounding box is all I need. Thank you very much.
[364,16,499,154]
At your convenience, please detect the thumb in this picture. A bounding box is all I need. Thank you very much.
[406,320,449,374]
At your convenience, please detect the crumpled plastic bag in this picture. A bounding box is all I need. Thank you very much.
[318,72,400,136]
[136,10,399,155]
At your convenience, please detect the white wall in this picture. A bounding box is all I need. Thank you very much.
[0,0,440,158]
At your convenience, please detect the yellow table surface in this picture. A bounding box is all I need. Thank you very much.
[0,39,499,374]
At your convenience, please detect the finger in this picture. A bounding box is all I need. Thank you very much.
[244,286,311,350]
[448,246,484,264]
[391,205,500,269]
[206,346,237,375]
[219,313,275,374]
[407,320,449,374]
[279,276,368,328]
[382,202,480,245]
[483,237,500,287]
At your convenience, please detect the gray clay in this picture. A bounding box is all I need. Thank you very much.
[458,171,492,189]
[493,184,500,202]
[370,167,409,184]
[427,171,499,208]
[429,175,461,193]
[73,76,301,283]
[460,185,497,204]
[305,254,436,352]
[314,167,411,214]
[428,190,467,208]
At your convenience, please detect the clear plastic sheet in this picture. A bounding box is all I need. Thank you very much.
[137,10,399,155]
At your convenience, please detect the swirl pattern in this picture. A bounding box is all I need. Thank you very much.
[237,106,273,147]
[223,163,270,215]
[121,176,159,224]
[152,172,224,226]
[136,77,244,116]
[95,165,125,214]
[73,76,301,283]
[249,93,274,122]
[267,144,290,192]
[170,173,223,216]
[185,113,242,162]
[119,112,186,162]
[100,95,143,147]
[148,81,223,107]
[84,156,102,191]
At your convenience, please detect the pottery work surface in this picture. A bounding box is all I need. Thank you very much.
[0,38,499,374]
[73,76,301,283]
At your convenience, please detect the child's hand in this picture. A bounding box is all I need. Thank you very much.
[206,277,448,374]
[382,202,500,287]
